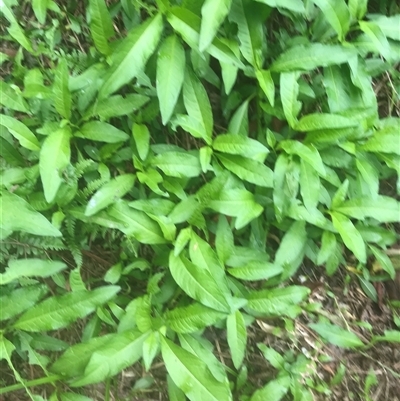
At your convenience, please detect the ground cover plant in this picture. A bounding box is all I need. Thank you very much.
[0,0,400,400]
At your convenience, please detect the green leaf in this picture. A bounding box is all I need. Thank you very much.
[167,374,186,401]
[309,323,364,348]
[53,59,71,120]
[157,35,185,125]
[226,311,247,369]
[216,154,273,187]
[348,0,367,20]
[300,159,320,210]
[280,71,301,128]
[311,0,350,41]
[360,125,400,155]
[228,99,249,135]
[92,94,149,119]
[215,215,234,264]
[32,0,49,24]
[166,303,226,333]
[151,151,202,178]
[274,220,307,278]
[370,14,400,41]
[39,126,71,203]
[257,344,284,369]
[143,331,160,371]
[359,21,393,61]
[178,334,228,383]
[334,196,400,223]
[0,336,15,361]
[279,140,325,176]
[60,393,93,401]
[0,192,61,239]
[169,253,231,312]
[85,174,135,216]
[0,114,40,151]
[13,286,120,331]
[108,201,167,244]
[89,0,114,56]
[369,245,395,280]
[250,375,290,401]
[100,14,163,98]
[317,231,337,265]
[76,121,129,143]
[72,330,148,386]
[229,0,267,67]
[0,285,48,320]
[256,69,275,106]
[50,334,115,376]
[270,44,356,72]
[199,0,232,52]
[296,113,357,131]
[199,146,212,172]
[167,7,244,68]
[132,124,150,161]
[0,259,66,286]
[254,0,305,13]
[161,336,232,401]
[330,211,366,263]
[213,134,269,162]
[182,68,213,144]
[209,189,264,230]
[228,261,282,281]
[247,286,310,315]
[0,81,29,112]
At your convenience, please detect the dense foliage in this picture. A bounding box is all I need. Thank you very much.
[0,0,399,400]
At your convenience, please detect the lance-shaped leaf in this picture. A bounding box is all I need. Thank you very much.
[166,303,227,333]
[256,69,275,106]
[85,174,135,216]
[89,0,114,56]
[182,68,213,145]
[169,253,231,312]
[371,14,400,41]
[213,134,269,162]
[157,35,185,125]
[334,196,400,223]
[216,215,234,264]
[50,334,115,376]
[280,71,301,128]
[309,323,364,348]
[0,81,29,112]
[108,201,167,244]
[92,94,149,119]
[229,0,267,67]
[178,334,228,383]
[270,43,356,72]
[0,285,48,320]
[274,220,307,279]
[226,311,247,369]
[330,211,366,263]
[199,0,232,52]
[32,0,49,24]
[100,14,163,98]
[0,114,40,151]
[228,261,282,281]
[311,0,350,41]
[71,330,149,386]
[161,336,233,401]
[279,140,326,176]
[208,189,263,230]
[0,259,66,286]
[247,286,310,315]
[250,375,290,401]
[300,159,320,210]
[296,113,357,131]
[360,125,400,155]
[39,127,71,203]
[216,154,273,187]
[150,151,202,178]
[53,59,71,120]
[0,192,61,239]
[13,286,120,331]
[76,121,129,143]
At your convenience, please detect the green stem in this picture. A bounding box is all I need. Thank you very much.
[104,377,111,401]
[0,375,62,395]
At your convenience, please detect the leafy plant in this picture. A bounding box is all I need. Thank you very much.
[0,0,399,400]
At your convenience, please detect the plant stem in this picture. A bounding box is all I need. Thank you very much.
[0,375,62,395]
